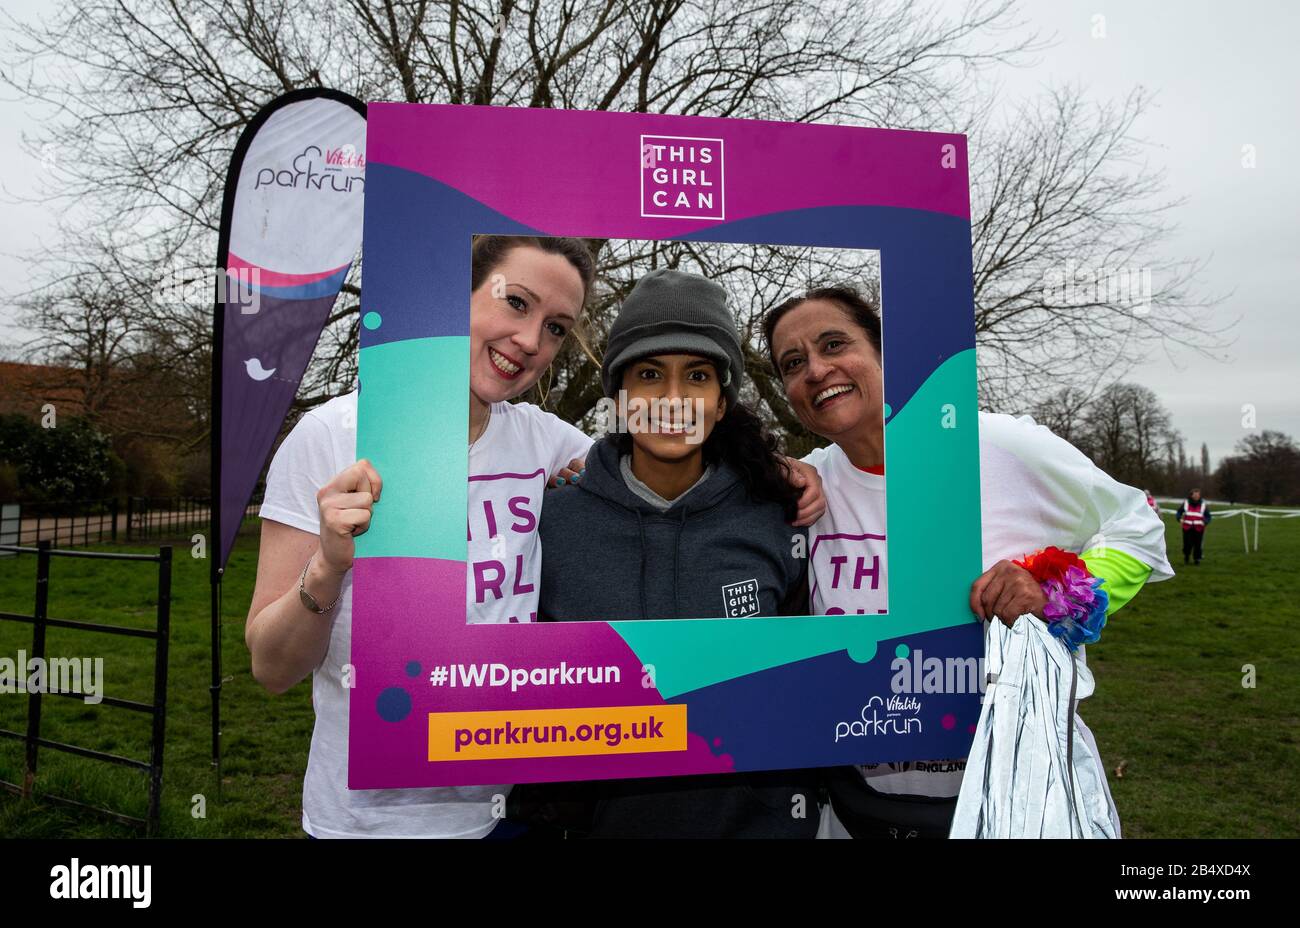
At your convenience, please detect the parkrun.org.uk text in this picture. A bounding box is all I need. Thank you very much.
[427,704,687,761]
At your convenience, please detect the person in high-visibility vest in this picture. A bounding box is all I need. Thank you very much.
[1176,488,1212,565]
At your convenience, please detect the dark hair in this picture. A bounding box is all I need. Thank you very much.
[614,392,801,522]
[761,285,882,372]
[470,235,597,303]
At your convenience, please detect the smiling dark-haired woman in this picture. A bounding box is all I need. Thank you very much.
[763,284,1173,838]
[532,269,819,838]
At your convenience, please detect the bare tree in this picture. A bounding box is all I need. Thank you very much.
[19,265,136,424]
[1028,383,1097,448]
[1077,381,1180,488]
[969,85,1232,407]
[15,220,210,444]
[1227,430,1300,505]
[3,0,1038,434]
[3,0,1229,462]
[508,237,877,455]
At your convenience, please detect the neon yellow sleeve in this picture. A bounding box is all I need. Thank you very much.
[1080,546,1153,616]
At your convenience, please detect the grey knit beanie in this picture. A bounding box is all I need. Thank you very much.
[601,269,743,404]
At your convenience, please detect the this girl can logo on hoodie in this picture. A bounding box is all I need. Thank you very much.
[722,578,761,618]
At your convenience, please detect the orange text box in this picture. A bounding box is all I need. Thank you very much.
[428,704,688,761]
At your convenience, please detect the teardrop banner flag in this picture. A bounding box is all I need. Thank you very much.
[210,88,366,778]
[213,88,366,568]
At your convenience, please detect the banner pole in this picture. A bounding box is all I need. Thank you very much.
[211,252,225,797]
[208,87,367,800]
[211,569,223,800]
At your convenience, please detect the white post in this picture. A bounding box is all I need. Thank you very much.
[1241,509,1249,554]
[1254,510,1260,551]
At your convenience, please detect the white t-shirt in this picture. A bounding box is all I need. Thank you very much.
[259,392,591,837]
[468,401,594,624]
[804,411,1173,798]
[801,445,887,617]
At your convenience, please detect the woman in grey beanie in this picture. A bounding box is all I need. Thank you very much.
[523,268,820,839]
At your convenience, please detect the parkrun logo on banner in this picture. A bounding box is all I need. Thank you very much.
[254,144,365,194]
[640,135,724,221]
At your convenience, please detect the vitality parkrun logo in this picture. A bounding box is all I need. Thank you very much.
[832,649,986,743]
[835,695,922,741]
[640,135,724,220]
[254,144,365,193]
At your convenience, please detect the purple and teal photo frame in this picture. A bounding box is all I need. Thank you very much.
[350,103,983,788]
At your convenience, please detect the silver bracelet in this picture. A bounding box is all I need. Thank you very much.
[298,554,343,614]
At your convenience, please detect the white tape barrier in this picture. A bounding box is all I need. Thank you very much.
[1156,505,1300,554]
[1156,507,1300,518]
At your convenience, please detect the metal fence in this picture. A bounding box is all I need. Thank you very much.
[0,499,119,549]
[126,496,213,543]
[0,496,262,549]
[0,539,172,835]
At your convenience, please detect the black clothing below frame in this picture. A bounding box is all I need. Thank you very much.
[825,766,958,839]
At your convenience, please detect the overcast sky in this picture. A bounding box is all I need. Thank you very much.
[988,0,1300,466]
[0,0,1295,465]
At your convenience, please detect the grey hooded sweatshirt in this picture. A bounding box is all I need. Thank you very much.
[534,435,816,838]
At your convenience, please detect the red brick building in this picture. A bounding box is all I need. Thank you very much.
[0,361,89,421]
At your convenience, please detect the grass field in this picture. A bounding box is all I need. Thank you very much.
[1086,507,1300,838]
[0,511,1296,838]
[0,525,314,838]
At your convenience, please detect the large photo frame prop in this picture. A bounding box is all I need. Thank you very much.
[352,103,982,788]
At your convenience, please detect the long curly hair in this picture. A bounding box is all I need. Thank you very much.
[614,392,800,521]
